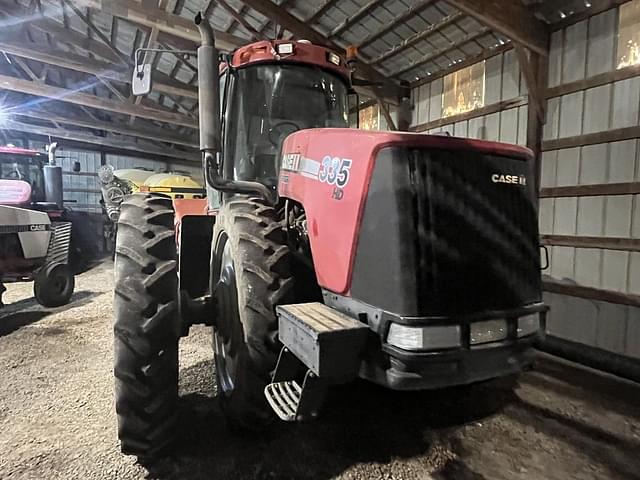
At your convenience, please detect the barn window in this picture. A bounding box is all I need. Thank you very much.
[617,0,640,69]
[359,104,379,130]
[442,61,485,118]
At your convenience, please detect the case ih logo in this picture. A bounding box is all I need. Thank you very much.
[281,153,301,171]
[491,174,527,186]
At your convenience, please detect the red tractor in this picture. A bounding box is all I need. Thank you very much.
[114,13,546,457]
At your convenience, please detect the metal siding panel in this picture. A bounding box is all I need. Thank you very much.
[609,140,637,183]
[484,53,502,105]
[468,115,484,139]
[517,105,528,145]
[583,84,612,134]
[550,246,575,279]
[604,195,633,237]
[630,252,640,295]
[417,83,430,126]
[632,194,640,238]
[562,20,588,83]
[543,97,560,140]
[553,197,578,235]
[574,248,601,288]
[539,198,554,234]
[577,196,605,236]
[499,108,518,143]
[587,9,616,77]
[611,77,640,129]
[579,143,607,184]
[454,120,468,137]
[596,302,628,355]
[483,113,499,141]
[558,296,599,347]
[501,49,520,101]
[548,30,563,88]
[540,151,558,188]
[428,78,443,122]
[556,147,580,186]
[602,250,629,293]
[559,91,584,138]
[625,305,640,359]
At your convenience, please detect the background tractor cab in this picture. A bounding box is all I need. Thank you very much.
[113,13,545,458]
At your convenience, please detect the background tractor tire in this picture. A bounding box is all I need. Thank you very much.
[212,197,294,428]
[33,263,74,307]
[113,193,180,458]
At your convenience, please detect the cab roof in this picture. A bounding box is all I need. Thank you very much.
[0,146,41,156]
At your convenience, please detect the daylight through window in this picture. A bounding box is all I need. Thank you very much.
[442,62,485,118]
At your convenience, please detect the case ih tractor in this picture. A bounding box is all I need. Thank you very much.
[0,144,74,307]
[113,13,546,457]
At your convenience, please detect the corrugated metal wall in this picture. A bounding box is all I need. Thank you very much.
[540,6,640,360]
[409,49,529,145]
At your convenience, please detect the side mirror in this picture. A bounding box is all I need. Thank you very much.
[73,161,81,173]
[132,64,153,96]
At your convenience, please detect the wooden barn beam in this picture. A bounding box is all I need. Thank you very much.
[0,73,198,128]
[329,0,386,38]
[218,0,265,41]
[75,0,246,51]
[239,0,407,101]
[3,118,199,161]
[12,107,198,148]
[445,0,548,56]
[0,39,199,99]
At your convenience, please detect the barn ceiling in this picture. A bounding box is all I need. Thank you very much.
[0,0,617,163]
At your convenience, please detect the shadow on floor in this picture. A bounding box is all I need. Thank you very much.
[142,360,517,480]
[0,290,100,336]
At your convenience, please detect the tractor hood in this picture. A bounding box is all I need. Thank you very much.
[0,179,32,205]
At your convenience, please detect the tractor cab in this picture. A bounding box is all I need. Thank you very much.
[219,40,352,190]
[0,146,46,206]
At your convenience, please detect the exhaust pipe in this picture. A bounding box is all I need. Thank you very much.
[48,142,58,165]
[194,12,277,205]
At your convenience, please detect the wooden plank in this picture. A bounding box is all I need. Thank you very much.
[545,63,640,99]
[539,182,640,198]
[446,0,548,56]
[0,39,198,99]
[542,126,640,151]
[329,0,386,38]
[0,73,197,128]
[543,279,640,307]
[4,119,199,162]
[541,235,640,252]
[218,0,265,41]
[410,96,528,132]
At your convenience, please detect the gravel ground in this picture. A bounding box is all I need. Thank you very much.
[1,261,639,480]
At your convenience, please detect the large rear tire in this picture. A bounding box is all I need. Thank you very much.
[113,193,180,458]
[212,197,294,428]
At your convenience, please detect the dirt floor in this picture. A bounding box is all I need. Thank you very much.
[1,261,639,480]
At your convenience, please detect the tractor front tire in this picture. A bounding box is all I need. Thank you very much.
[212,197,294,428]
[113,193,180,458]
[33,264,75,307]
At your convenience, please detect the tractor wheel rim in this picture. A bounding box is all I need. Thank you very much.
[215,239,238,395]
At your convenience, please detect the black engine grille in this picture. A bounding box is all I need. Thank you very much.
[350,146,542,317]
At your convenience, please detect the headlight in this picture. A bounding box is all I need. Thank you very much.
[387,324,461,351]
[517,314,540,337]
[470,319,507,345]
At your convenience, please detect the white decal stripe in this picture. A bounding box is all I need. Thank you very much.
[299,156,320,178]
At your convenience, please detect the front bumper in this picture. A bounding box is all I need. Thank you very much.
[323,291,546,391]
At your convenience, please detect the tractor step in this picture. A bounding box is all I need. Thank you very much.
[264,302,369,421]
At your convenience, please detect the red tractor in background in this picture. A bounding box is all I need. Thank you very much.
[113,13,546,458]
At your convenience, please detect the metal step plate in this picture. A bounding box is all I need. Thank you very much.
[277,302,368,380]
[264,380,303,421]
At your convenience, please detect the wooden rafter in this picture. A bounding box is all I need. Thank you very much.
[357,0,438,50]
[75,0,246,51]
[328,0,385,39]
[0,73,197,128]
[4,118,198,162]
[445,0,548,56]
[219,0,265,41]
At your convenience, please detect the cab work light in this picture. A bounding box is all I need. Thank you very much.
[277,43,294,55]
[517,314,540,337]
[327,52,341,65]
[387,323,461,351]
[470,319,507,345]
